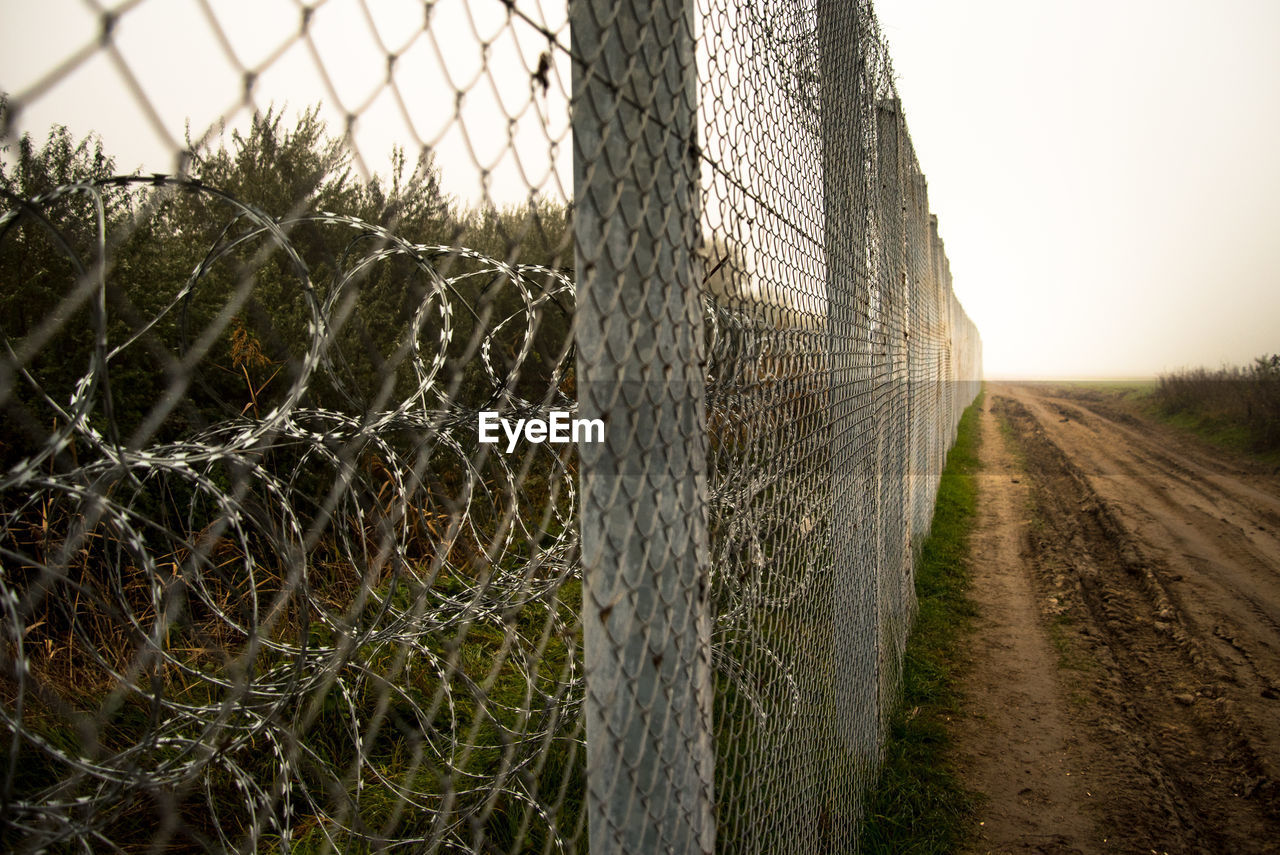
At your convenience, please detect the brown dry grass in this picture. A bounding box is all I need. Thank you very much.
[1154,354,1280,453]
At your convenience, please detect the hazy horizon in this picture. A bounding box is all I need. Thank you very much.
[874,0,1280,380]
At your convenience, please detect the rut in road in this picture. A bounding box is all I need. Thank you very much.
[977,383,1280,854]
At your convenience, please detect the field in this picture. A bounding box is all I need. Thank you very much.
[951,382,1280,852]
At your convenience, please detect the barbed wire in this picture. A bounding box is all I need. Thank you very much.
[0,175,587,851]
[0,173,868,851]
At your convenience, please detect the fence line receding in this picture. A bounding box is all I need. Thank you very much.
[0,0,980,851]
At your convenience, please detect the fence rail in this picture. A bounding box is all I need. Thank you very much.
[1,0,979,851]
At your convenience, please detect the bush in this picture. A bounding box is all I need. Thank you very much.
[1154,355,1280,452]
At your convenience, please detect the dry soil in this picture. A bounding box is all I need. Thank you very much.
[954,383,1280,855]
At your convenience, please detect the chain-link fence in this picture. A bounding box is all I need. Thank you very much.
[1,0,979,851]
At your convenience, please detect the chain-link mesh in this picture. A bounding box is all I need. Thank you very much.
[1,0,979,851]
[697,2,980,850]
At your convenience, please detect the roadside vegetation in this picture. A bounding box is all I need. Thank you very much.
[858,392,983,854]
[1150,356,1280,459]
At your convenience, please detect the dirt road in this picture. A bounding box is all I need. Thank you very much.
[955,383,1280,854]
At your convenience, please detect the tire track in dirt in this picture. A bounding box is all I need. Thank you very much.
[1037,389,1280,534]
[986,383,1280,854]
[1007,387,1280,761]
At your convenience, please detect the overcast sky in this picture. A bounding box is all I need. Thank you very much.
[874,0,1280,379]
[0,0,573,200]
[2,0,1278,379]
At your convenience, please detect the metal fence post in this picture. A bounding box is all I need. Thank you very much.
[570,0,715,852]
[875,97,910,727]
[818,0,878,844]
[908,173,932,548]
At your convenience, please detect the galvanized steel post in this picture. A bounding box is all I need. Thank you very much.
[570,0,715,851]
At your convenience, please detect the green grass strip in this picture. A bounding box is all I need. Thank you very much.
[1136,395,1280,469]
[858,391,984,854]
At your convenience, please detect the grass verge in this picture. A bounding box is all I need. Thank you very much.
[1139,399,1280,469]
[857,391,983,854]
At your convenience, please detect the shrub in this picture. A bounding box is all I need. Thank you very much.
[1154,355,1280,452]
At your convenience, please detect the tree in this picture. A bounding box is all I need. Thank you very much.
[132,106,462,418]
[0,97,140,462]
[0,101,575,441]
